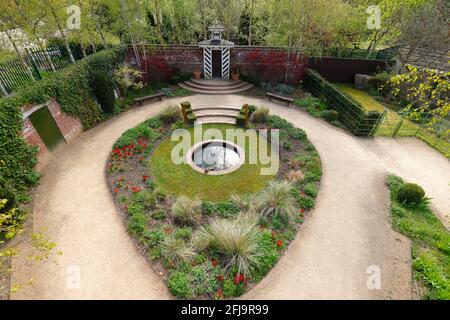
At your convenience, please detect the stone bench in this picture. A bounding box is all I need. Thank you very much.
[266,92,294,106]
[134,92,166,106]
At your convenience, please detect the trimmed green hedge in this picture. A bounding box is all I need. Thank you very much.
[0,47,125,237]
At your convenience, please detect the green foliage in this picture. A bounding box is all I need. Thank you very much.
[92,71,115,114]
[0,49,124,242]
[252,230,280,281]
[159,106,183,125]
[303,183,318,198]
[141,229,165,248]
[397,183,426,205]
[0,199,25,241]
[127,211,149,237]
[200,201,240,218]
[168,271,192,298]
[274,83,294,96]
[113,123,160,148]
[190,262,221,296]
[172,196,202,225]
[325,110,339,122]
[174,227,193,240]
[251,107,269,123]
[223,278,246,298]
[387,174,449,300]
[295,193,316,210]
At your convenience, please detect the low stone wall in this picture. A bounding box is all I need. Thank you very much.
[21,98,83,163]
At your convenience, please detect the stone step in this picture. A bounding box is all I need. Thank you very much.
[196,115,237,125]
[179,82,254,95]
[190,78,243,87]
[194,109,239,117]
[184,81,249,91]
[191,105,242,112]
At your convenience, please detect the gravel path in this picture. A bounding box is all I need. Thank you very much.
[11,94,450,299]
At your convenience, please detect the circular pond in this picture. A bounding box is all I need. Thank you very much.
[186,139,245,175]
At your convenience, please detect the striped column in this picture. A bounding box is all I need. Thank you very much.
[203,47,212,79]
[221,48,230,80]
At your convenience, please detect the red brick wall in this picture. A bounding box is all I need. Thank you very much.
[22,118,50,163]
[128,45,307,84]
[47,98,83,143]
[21,99,83,163]
[232,47,307,84]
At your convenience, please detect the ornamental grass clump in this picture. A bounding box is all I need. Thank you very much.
[160,236,196,264]
[172,196,202,225]
[255,181,296,226]
[195,215,260,278]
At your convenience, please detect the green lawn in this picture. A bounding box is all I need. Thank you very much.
[335,83,450,158]
[149,124,276,201]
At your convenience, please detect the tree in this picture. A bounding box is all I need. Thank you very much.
[0,0,57,71]
[389,65,450,136]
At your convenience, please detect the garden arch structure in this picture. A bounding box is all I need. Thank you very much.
[198,25,234,80]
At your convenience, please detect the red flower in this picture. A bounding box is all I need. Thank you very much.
[234,274,241,285]
[276,240,283,248]
[243,279,249,286]
[216,288,223,299]
[131,186,142,193]
[143,175,149,181]
[211,259,218,267]
[113,188,119,193]
[216,275,224,282]
[299,208,305,214]
[139,157,144,162]
[239,274,244,282]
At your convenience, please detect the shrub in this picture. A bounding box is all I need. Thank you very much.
[397,183,425,205]
[303,183,318,198]
[128,212,148,236]
[325,110,339,122]
[252,230,280,281]
[196,216,260,278]
[160,236,196,264]
[190,262,221,296]
[172,196,202,225]
[168,271,192,298]
[274,83,294,96]
[251,107,269,123]
[141,229,164,248]
[259,82,273,92]
[256,181,296,226]
[223,278,246,298]
[159,106,182,125]
[215,201,240,218]
[296,194,316,210]
[152,209,166,220]
[304,171,321,182]
[146,117,163,129]
[174,227,193,240]
[131,190,156,209]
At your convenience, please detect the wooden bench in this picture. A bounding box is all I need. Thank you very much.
[266,92,294,106]
[134,92,166,106]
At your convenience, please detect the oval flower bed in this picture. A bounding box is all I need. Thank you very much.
[106,106,322,299]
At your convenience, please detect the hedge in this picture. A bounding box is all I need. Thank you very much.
[303,68,383,136]
[0,47,125,233]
